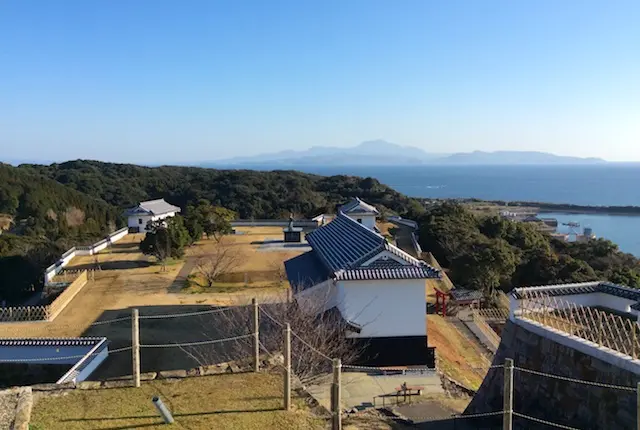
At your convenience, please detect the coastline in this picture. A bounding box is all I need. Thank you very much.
[433,198,640,217]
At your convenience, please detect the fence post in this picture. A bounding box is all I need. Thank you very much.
[284,323,291,411]
[132,308,140,388]
[253,298,260,372]
[503,358,514,430]
[331,358,342,430]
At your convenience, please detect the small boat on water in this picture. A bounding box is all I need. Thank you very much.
[562,221,580,227]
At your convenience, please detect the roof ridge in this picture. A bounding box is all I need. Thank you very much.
[513,281,602,292]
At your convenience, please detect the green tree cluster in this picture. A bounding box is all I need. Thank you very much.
[184,199,236,243]
[418,203,640,295]
[139,217,190,266]
[22,160,417,219]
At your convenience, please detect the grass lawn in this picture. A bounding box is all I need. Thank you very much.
[30,373,325,430]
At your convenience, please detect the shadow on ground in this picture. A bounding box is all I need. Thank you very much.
[68,260,153,271]
[84,304,284,380]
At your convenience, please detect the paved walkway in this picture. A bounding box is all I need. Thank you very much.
[306,370,444,411]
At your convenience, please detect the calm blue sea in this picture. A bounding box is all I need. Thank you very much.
[291,164,640,257]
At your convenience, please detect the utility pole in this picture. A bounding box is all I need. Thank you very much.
[284,323,291,410]
[253,298,260,372]
[503,358,514,430]
[132,308,140,388]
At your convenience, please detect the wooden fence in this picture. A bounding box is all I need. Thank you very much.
[0,270,89,323]
[0,306,49,322]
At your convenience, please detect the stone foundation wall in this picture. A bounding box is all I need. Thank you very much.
[28,355,283,393]
[466,320,640,429]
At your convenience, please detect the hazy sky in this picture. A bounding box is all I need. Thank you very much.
[1,0,638,164]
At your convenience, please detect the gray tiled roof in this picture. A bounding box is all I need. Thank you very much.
[365,259,405,269]
[284,251,331,292]
[449,289,484,302]
[124,199,181,216]
[388,216,418,230]
[335,266,440,281]
[511,281,640,305]
[0,337,105,347]
[304,212,439,281]
[339,197,380,215]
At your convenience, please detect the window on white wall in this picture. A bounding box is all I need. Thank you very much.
[138,218,143,224]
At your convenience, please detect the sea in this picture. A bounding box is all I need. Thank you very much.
[243,164,640,257]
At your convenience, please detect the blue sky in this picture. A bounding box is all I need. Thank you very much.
[1,0,638,163]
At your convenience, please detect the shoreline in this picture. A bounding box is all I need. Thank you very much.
[430,198,640,217]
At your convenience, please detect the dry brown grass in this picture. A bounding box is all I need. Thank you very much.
[375,221,395,237]
[0,229,303,340]
[184,227,305,294]
[191,227,305,272]
[427,315,488,391]
[30,373,325,430]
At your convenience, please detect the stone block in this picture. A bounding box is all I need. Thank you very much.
[186,367,200,377]
[140,372,158,381]
[158,369,188,379]
[31,383,72,392]
[200,364,227,375]
[101,380,135,389]
[77,381,101,390]
[228,363,242,373]
[13,387,33,430]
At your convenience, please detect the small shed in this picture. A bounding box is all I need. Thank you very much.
[0,337,109,387]
[449,288,484,306]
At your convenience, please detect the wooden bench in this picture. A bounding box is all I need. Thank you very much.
[395,384,425,400]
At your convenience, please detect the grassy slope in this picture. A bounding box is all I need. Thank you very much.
[30,373,324,430]
[427,315,489,391]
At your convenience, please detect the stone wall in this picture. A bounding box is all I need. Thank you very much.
[466,320,640,429]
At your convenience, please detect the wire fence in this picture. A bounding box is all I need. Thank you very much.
[3,300,639,429]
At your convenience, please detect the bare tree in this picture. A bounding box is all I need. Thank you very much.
[194,238,244,287]
[180,288,367,382]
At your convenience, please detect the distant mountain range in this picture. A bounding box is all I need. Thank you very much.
[208,140,606,166]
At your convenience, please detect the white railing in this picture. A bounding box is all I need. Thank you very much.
[44,227,129,284]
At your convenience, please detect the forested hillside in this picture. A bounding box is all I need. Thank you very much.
[3,160,640,306]
[0,164,121,239]
[1,160,421,305]
[0,163,123,304]
[418,202,640,293]
[21,160,423,218]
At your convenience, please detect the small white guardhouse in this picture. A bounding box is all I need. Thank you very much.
[339,197,379,230]
[124,199,181,232]
[284,205,440,367]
